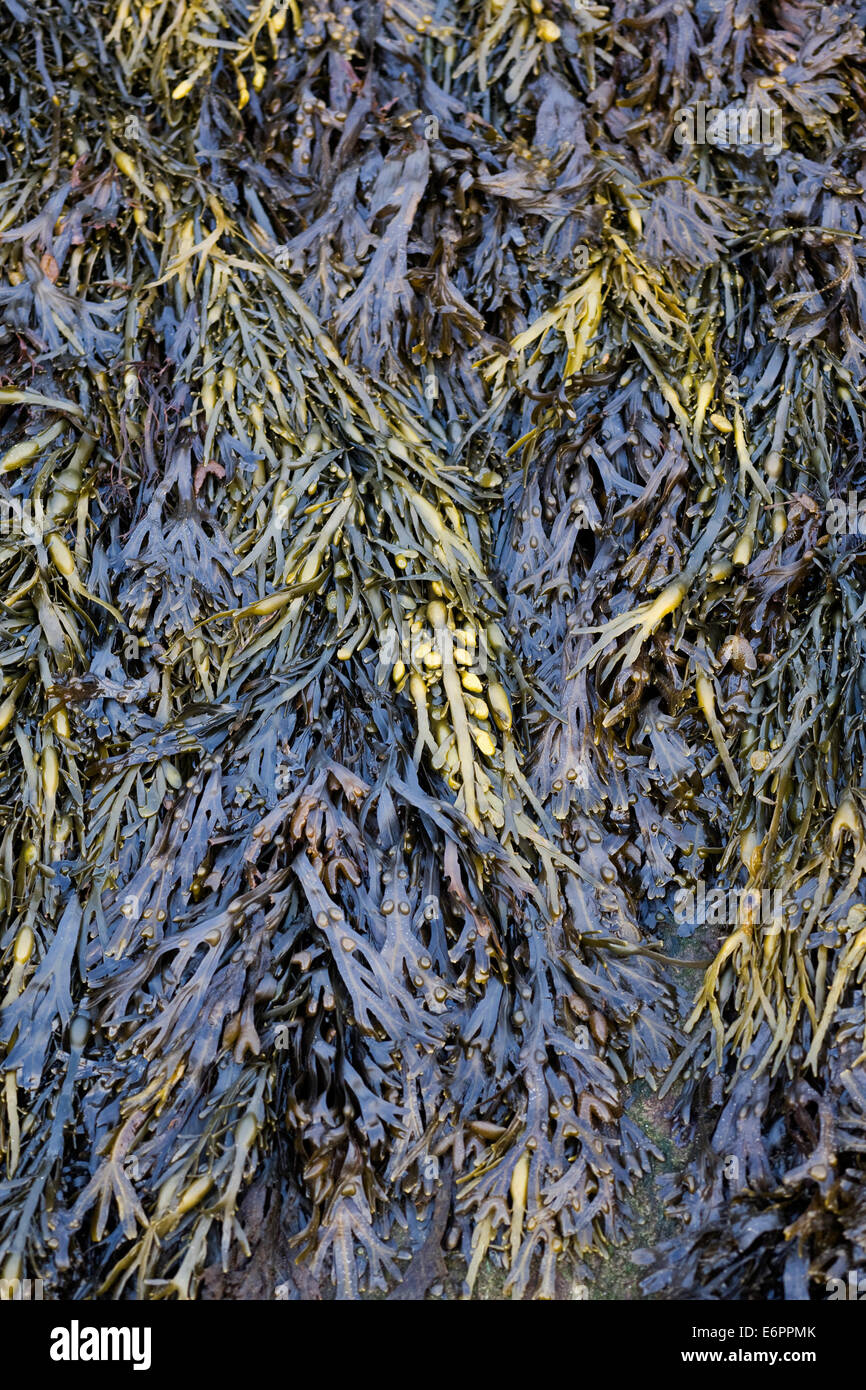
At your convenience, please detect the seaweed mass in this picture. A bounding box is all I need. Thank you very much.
[2,0,866,1302]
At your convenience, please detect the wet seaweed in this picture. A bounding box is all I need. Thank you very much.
[2,0,866,1303]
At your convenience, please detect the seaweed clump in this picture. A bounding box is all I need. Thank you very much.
[1,0,866,1303]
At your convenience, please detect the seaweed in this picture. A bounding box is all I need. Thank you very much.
[2,0,866,1305]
